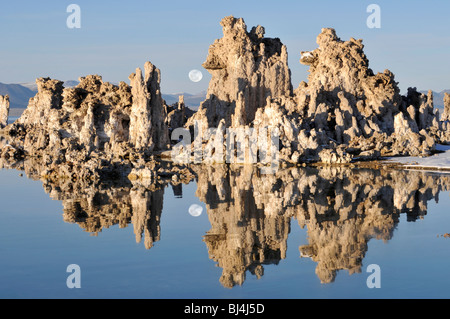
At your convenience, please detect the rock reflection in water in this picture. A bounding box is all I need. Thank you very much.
[1,154,450,287]
[194,164,450,286]
[0,153,169,250]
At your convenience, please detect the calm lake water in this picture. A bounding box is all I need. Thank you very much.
[1,156,450,299]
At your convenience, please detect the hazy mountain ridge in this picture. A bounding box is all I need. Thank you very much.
[0,83,35,109]
[162,91,206,109]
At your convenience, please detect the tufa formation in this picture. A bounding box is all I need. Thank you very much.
[187,18,450,165]
[0,63,194,182]
[1,16,450,177]
[0,95,9,129]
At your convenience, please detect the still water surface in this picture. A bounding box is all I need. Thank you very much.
[1,161,450,299]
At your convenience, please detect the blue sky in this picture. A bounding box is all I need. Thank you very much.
[0,0,449,94]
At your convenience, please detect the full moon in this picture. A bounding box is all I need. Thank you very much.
[188,204,203,217]
[188,69,203,82]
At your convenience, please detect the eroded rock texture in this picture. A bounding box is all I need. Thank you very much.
[1,15,450,291]
[0,62,186,182]
[444,93,450,122]
[441,93,450,140]
[188,16,292,131]
[290,29,448,161]
[295,29,440,161]
[2,17,450,169]
[128,62,170,153]
[187,19,449,165]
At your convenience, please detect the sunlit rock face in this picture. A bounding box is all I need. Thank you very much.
[186,19,448,166]
[188,16,293,131]
[1,76,132,180]
[297,28,403,137]
[128,61,170,153]
[444,93,450,122]
[16,76,133,155]
[1,16,449,169]
[293,28,447,162]
[184,16,298,166]
[440,93,450,141]
[0,95,9,128]
[19,66,169,156]
[0,62,182,182]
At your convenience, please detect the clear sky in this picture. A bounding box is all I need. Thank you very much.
[0,0,449,94]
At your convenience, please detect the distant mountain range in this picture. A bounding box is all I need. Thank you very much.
[0,81,81,109]
[0,83,35,109]
[162,91,206,109]
[0,81,446,111]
